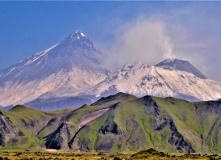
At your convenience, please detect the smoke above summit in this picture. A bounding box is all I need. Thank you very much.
[108,20,176,66]
[105,18,212,81]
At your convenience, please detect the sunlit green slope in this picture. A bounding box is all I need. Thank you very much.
[0,93,220,153]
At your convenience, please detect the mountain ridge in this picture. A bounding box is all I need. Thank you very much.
[0,31,221,110]
[0,93,221,153]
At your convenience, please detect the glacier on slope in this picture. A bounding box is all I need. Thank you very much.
[82,60,221,102]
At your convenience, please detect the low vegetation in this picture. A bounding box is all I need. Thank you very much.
[0,148,220,160]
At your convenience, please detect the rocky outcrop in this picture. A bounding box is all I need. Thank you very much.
[21,119,35,129]
[143,96,195,153]
[0,111,24,146]
[168,121,195,153]
[46,122,76,149]
[143,96,168,131]
[126,120,150,150]
[95,114,126,152]
[154,116,168,131]
[68,125,92,151]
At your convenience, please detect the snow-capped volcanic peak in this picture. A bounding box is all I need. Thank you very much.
[85,60,221,102]
[156,58,207,79]
[59,30,98,53]
[0,28,220,110]
[70,30,87,40]
[0,30,109,108]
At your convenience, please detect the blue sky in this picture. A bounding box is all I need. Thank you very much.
[0,1,221,82]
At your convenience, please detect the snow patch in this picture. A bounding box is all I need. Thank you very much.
[80,32,85,37]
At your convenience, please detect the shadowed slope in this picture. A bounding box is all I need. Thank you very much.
[0,93,221,153]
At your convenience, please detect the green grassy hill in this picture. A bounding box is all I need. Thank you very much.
[0,93,220,154]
